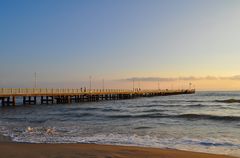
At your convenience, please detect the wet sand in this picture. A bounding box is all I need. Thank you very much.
[0,143,236,158]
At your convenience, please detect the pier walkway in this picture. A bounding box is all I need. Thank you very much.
[0,88,195,107]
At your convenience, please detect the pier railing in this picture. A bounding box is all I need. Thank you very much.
[0,88,194,96]
[0,88,128,95]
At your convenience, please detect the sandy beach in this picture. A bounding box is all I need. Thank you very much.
[0,143,236,158]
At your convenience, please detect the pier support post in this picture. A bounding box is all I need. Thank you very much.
[28,96,31,104]
[34,96,37,104]
[6,97,10,106]
[23,96,26,105]
[41,96,43,104]
[81,95,85,102]
[46,96,49,104]
[1,98,5,107]
[67,96,71,104]
[51,96,54,104]
[12,96,16,106]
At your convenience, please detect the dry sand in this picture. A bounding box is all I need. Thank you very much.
[0,143,236,158]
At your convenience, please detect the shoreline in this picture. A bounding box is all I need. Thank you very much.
[0,134,12,142]
[0,134,237,158]
[0,143,237,158]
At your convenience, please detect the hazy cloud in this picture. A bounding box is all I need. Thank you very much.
[219,75,240,80]
[120,75,240,82]
[123,77,175,82]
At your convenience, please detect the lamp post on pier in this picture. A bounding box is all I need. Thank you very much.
[89,76,92,91]
[34,72,37,88]
[138,80,140,91]
[102,79,105,91]
[189,82,192,90]
[133,78,135,92]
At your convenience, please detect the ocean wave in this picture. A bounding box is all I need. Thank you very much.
[80,107,100,111]
[199,141,234,147]
[50,112,96,119]
[177,114,240,121]
[182,138,240,148]
[101,109,121,112]
[135,104,164,108]
[107,113,167,119]
[141,109,167,113]
[215,99,240,103]
[185,100,205,103]
[137,104,181,108]
[187,104,206,107]
[134,126,152,130]
[107,113,240,122]
[28,119,48,124]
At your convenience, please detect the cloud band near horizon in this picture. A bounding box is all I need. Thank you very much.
[120,75,240,82]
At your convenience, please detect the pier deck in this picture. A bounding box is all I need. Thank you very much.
[0,88,195,107]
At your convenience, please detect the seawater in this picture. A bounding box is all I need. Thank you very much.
[0,91,240,157]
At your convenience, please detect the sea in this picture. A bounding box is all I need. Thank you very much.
[0,91,239,157]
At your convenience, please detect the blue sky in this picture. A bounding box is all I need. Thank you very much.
[1,0,240,89]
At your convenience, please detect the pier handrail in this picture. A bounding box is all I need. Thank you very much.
[0,88,195,96]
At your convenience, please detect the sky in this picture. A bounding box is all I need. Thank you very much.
[1,0,240,90]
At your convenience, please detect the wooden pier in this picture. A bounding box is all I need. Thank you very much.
[0,88,195,107]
